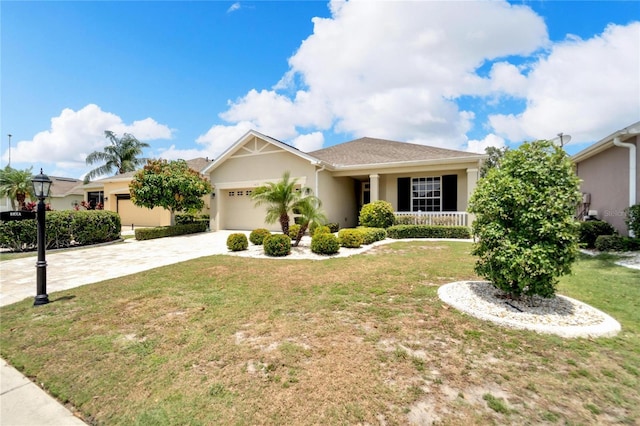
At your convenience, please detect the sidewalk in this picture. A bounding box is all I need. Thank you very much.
[0,230,241,425]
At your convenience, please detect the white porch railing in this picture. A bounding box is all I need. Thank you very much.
[394,211,468,227]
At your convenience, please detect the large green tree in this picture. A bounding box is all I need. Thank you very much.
[84,131,150,183]
[469,140,581,298]
[0,166,34,210]
[251,171,310,236]
[129,159,212,225]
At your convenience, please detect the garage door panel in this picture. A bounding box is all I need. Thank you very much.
[222,189,280,231]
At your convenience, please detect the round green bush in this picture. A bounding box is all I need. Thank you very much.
[227,233,248,251]
[579,220,615,249]
[311,233,340,255]
[338,228,364,248]
[310,225,331,237]
[288,224,302,239]
[249,228,271,245]
[263,234,291,257]
[359,200,395,228]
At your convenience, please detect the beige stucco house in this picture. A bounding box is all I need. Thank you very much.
[81,158,213,227]
[203,130,486,231]
[573,121,640,236]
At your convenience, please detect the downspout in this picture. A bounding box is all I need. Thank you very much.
[613,135,636,237]
[315,164,326,197]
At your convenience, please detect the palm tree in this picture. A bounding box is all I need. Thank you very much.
[291,195,326,247]
[251,171,310,236]
[84,131,150,183]
[0,166,34,210]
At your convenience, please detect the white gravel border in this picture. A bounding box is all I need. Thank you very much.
[438,281,621,338]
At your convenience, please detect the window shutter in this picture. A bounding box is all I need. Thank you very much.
[397,177,410,212]
[442,174,457,211]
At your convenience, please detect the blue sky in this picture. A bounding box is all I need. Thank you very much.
[1,0,639,179]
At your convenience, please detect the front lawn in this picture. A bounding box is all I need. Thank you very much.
[1,242,638,425]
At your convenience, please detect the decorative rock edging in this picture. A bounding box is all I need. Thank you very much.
[438,281,621,338]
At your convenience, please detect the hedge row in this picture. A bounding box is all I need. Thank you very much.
[386,225,471,239]
[594,235,640,252]
[0,210,121,252]
[134,222,207,241]
[175,213,210,226]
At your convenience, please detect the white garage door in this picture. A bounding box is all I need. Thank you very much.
[222,189,277,231]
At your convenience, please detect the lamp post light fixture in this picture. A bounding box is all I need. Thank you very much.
[32,169,52,306]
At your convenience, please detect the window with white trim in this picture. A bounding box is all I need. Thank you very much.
[411,177,441,211]
[237,191,243,196]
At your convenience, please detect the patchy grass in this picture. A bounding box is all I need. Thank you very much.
[1,243,639,425]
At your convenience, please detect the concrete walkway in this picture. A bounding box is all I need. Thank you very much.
[0,230,244,425]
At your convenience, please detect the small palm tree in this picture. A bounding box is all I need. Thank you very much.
[84,131,150,183]
[291,196,327,247]
[251,171,309,236]
[0,166,34,210]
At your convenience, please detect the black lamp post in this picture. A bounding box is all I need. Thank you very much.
[32,169,52,306]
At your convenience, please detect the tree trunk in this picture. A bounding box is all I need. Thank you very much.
[292,223,308,247]
[279,212,290,237]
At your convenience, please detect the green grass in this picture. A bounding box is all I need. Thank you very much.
[1,243,638,425]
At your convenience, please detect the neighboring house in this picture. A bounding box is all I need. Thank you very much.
[0,175,84,212]
[573,120,640,236]
[48,176,85,211]
[203,130,486,231]
[81,158,213,227]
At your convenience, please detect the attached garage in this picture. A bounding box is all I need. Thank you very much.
[116,194,169,227]
[219,188,277,231]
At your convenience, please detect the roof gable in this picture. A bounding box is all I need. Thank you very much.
[202,130,320,174]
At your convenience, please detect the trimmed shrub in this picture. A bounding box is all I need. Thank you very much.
[311,232,340,255]
[358,227,387,245]
[135,222,207,241]
[71,210,121,245]
[386,225,471,239]
[359,200,395,228]
[288,224,302,239]
[394,214,457,226]
[249,228,271,245]
[626,204,640,237]
[0,210,121,251]
[310,225,331,237]
[595,235,640,252]
[263,234,291,257]
[579,220,616,249]
[338,228,364,248]
[595,235,625,252]
[227,233,248,251]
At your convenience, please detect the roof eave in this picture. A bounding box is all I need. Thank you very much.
[573,120,640,163]
[332,155,487,171]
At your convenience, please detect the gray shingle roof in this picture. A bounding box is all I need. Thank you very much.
[309,137,482,166]
[49,176,83,197]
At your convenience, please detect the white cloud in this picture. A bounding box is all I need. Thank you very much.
[195,121,254,157]
[490,23,640,144]
[156,145,212,162]
[291,132,324,152]
[4,104,173,177]
[467,133,506,154]
[227,2,241,13]
[208,1,548,149]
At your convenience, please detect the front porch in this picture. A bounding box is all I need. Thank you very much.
[394,211,469,227]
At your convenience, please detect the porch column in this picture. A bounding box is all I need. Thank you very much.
[466,168,479,226]
[214,188,222,231]
[369,174,380,202]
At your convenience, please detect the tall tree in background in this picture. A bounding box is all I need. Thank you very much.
[84,131,150,183]
[0,166,34,209]
[129,159,212,225]
[251,171,309,237]
[480,146,509,178]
